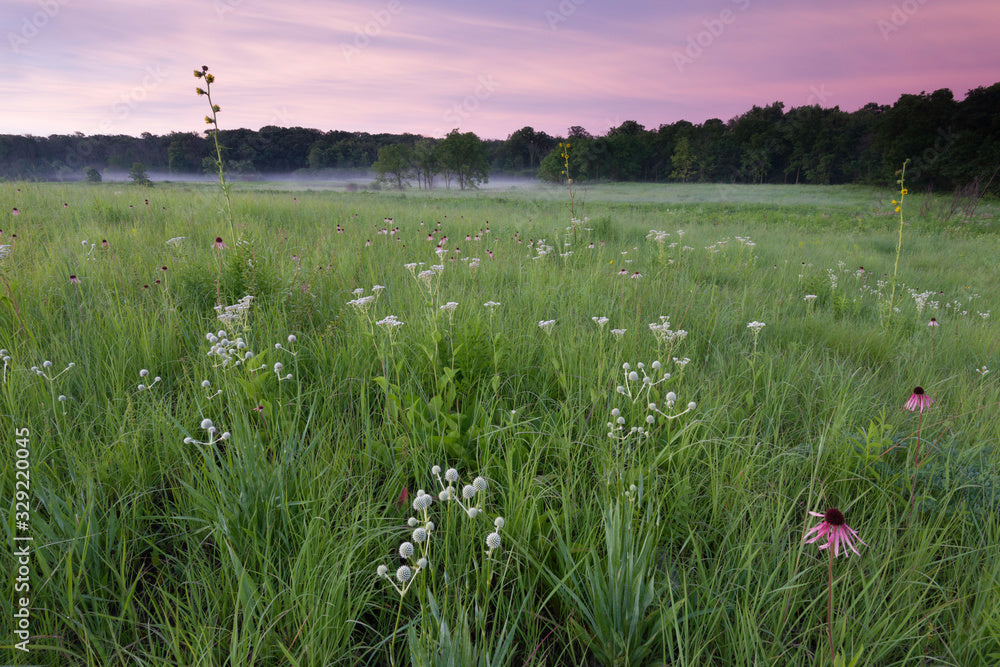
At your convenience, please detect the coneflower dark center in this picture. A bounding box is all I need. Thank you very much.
[913,386,925,395]
[825,508,845,526]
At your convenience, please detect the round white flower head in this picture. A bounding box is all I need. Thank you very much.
[221,432,231,440]
[431,465,441,476]
[666,392,677,404]
[396,565,412,583]
[201,380,211,388]
[138,384,146,391]
[466,507,479,518]
[43,360,53,368]
[377,564,388,577]
[494,517,505,529]
[462,485,476,499]
[687,401,697,410]
[407,517,419,527]
[438,490,450,501]
[628,371,639,382]
[287,334,297,343]
[616,416,626,425]
[611,408,621,418]
[445,468,459,483]
[425,521,435,532]
[646,415,655,424]
[154,376,161,382]
[183,437,193,444]
[399,542,415,559]
[616,386,626,395]
[273,362,283,372]
[622,362,630,371]
[652,360,661,370]
[200,418,213,430]
[140,368,149,377]
[416,557,428,569]
[206,333,217,343]
[58,395,66,402]
[486,532,502,550]
[275,343,282,350]
[412,527,427,543]
[473,476,487,492]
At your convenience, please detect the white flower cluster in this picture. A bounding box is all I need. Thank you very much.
[377,464,504,597]
[376,315,404,329]
[0,244,11,260]
[646,230,670,243]
[205,329,254,368]
[746,321,766,333]
[183,417,231,446]
[137,368,162,391]
[30,359,76,382]
[648,316,687,347]
[538,319,556,332]
[608,360,696,443]
[215,295,254,326]
[1,349,10,383]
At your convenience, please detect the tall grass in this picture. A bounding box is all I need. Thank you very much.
[1,181,998,665]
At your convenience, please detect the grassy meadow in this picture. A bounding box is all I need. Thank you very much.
[2,179,1000,666]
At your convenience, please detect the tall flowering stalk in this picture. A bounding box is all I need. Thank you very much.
[194,66,236,240]
[559,141,575,218]
[885,159,910,327]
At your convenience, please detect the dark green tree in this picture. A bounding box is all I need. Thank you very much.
[128,161,151,186]
[437,130,489,190]
[373,143,413,189]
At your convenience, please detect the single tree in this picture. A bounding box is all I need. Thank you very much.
[128,162,151,186]
[84,167,102,183]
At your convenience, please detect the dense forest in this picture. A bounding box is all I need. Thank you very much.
[1,82,998,193]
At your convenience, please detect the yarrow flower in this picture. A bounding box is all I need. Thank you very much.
[803,508,866,558]
[904,386,934,413]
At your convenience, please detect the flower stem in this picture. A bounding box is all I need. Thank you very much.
[828,545,835,665]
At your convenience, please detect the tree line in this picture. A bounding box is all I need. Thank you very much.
[1,82,997,193]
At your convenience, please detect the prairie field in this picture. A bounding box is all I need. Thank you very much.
[2,180,1000,666]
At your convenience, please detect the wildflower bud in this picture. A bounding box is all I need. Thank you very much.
[687,402,697,410]
[408,517,419,527]
[184,437,193,444]
[275,343,282,350]
[377,565,388,578]
[617,386,625,394]
[201,380,211,388]
[43,360,53,368]
[486,532,501,550]
[288,335,297,343]
[472,476,487,492]
[431,465,441,476]
[140,369,149,377]
[416,557,428,569]
[467,508,479,518]
[396,565,412,583]
[494,517,505,529]
[200,418,213,430]
[221,432,231,440]
[399,542,414,559]
[274,362,283,372]
[445,468,459,483]
[138,384,145,391]
[462,485,476,499]
[438,490,449,501]
[622,363,630,370]
[648,403,656,410]
[58,395,66,402]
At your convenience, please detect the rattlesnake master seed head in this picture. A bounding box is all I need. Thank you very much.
[416,557,428,569]
[412,528,427,543]
[472,476,487,492]
[494,517,505,529]
[396,565,412,583]
[398,542,414,559]
[377,565,388,577]
[445,468,459,483]
[431,465,441,475]
[200,418,213,430]
[462,485,476,499]
[486,532,502,550]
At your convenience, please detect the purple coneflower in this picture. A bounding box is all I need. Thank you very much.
[904,386,933,412]
[69,275,80,284]
[213,236,226,250]
[927,318,938,327]
[804,508,866,558]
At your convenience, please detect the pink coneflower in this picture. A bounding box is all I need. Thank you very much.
[804,508,866,558]
[101,239,109,248]
[904,386,933,412]
[213,236,226,249]
[927,318,938,327]
[69,275,80,284]
[12,208,18,215]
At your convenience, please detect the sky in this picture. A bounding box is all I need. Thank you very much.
[2,0,999,140]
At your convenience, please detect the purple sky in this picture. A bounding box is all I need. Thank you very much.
[2,0,999,140]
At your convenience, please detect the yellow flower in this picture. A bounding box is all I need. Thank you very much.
[901,188,908,195]
[895,206,901,213]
